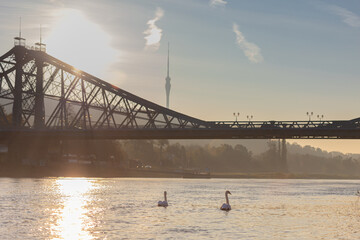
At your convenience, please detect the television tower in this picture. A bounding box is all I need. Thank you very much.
[165,42,171,108]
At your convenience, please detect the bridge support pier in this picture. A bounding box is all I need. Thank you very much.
[7,137,49,166]
[280,139,288,172]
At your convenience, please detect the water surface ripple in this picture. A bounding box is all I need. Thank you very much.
[1,178,360,239]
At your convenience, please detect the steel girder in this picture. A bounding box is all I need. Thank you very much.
[0,46,211,130]
[1,46,360,140]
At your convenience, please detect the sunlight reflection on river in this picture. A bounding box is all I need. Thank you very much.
[52,179,96,239]
[1,178,360,239]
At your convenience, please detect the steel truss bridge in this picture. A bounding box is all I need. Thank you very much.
[1,45,360,140]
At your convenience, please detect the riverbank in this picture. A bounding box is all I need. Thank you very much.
[0,165,182,178]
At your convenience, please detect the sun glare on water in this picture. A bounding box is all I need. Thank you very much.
[46,9,118,79]
[52,178,97,240]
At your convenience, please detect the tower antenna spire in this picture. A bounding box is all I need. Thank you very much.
[19,17,22,38]
[165,42,171,108]
[167,42,170,77]
[35,24,46,52]
[40,24,42,45]
[14,16,25,46]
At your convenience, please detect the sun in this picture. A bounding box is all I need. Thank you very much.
[45,9,118,79]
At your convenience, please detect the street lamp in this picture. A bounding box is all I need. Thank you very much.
[247,115,253,122]
[233,112,239,122]
[306,112,313,121]
[317,114,324,122]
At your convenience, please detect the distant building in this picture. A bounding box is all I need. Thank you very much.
[165,43,171,108]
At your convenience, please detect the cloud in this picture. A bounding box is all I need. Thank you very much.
[209,0,227,7]
[144,7,164,51]
[232,23,263,63]
[328,5,360,27]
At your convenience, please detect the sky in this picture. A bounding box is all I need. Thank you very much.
[0,0,360,153]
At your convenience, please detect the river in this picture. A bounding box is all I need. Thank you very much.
[0,178,360,239]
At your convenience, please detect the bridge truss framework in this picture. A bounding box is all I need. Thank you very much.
[1,45,360,140]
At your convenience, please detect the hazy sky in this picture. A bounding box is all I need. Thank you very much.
[0,0,360,153]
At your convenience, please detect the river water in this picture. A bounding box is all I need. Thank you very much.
[0,178,360,239]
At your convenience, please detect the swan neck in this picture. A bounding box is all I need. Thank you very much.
[225,192,229,205]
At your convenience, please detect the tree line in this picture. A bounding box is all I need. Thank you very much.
[65,139,360,176]
[1,133,360,176]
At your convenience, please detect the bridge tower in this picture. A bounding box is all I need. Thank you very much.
[9,25,48,165]
[165,42,171,108]
[12,18,26,128]
[9,27,27,165]
[34,25,46,129]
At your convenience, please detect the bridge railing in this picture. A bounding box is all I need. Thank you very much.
[209,120,359,129]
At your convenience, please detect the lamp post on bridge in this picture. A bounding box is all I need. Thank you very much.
[247,115,253,123]
[317,114,324,122]
[306,112,313,121]
[233,112,239,122]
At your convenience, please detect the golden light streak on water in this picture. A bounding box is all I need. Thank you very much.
[51,178,96,240]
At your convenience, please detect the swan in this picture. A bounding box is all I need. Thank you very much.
[220,190,231,211]
[158,191,168,207]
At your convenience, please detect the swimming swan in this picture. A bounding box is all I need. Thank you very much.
[158,191,168,207]
[220,190,231,211]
